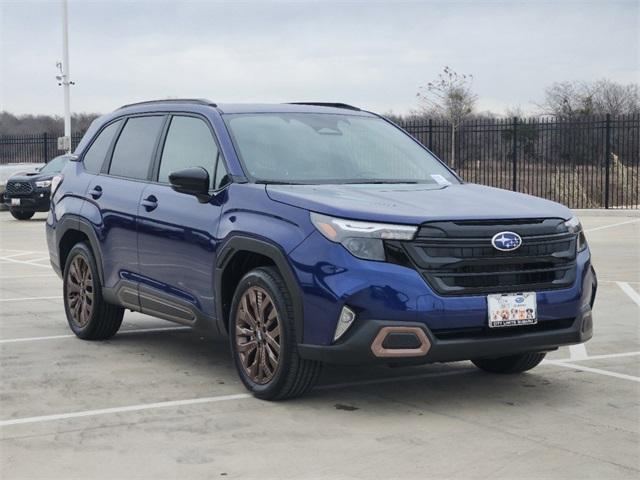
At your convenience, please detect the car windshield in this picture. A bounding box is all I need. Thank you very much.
[224,113,459,185]
[40,156,69,174]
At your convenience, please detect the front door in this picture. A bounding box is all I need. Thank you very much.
[137,115,230,325]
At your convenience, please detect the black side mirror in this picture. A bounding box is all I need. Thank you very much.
[169,167,210,202]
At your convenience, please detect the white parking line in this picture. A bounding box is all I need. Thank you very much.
[0,326,191,344]
[0,296,60,302]
[598,279,640,285]
[1,351,639,428]
[546,360,640,383]
[0,252,36,259]
[584,218,640,233]
[568,343,588,360]
[0,256,51,269]
[560,351,640,362]
[0,393,252,427]
[0,249,48,255]
[617,281,640,307]
[0,273,58,280]
[0,369,470,427]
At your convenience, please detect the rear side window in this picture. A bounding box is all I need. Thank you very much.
[158,116,219,188]
[83,120,122,173]
[109,116,164,180]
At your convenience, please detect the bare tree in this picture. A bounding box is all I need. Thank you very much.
[536,82,592,118]
[537,80,639,117]
[590,79,640,115]
[417,66,477,168]
[0,111,100,135]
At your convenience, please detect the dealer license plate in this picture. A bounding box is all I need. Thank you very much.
[10,198,20,206]
[487,292,537,328]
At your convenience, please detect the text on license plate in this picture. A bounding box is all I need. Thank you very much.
[487,292,537,328]
[10,198,20,206]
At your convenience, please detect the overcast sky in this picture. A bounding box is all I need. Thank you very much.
[1,0,638,116]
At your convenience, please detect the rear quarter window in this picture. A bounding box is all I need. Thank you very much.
[82,120,122,174]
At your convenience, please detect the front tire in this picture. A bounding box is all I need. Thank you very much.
[230,266,322,400]
[63,242,124,340]
[10,208,35,220]
[472,352,546,374]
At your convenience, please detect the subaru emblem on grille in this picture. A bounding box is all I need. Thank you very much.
[491,231,522,251]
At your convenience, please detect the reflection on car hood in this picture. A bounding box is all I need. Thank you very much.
[266,183,573,224]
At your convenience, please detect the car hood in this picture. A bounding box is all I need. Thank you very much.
[266,183,573,224]
[8,172,54,182]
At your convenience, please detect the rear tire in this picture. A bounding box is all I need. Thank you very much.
[472,352,546,374]
[10,208,35,220]
[229,266,322,400]
[63,242,124,340]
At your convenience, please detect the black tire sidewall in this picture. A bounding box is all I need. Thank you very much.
[229,268,294,398]
[10,208,35,220]
[62,242,104,338]
[472,352,546,374]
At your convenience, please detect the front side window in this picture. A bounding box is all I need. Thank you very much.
[83,120,122,174]
[109,116,164,180]
[223,113,458,185]
[158,116,220,189]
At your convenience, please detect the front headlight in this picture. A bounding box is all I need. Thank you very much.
[50,175,64,197]
[310,212,417,261]
[35,180,52,188]
[565,216,587,252]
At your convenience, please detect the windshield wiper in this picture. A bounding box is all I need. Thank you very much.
[254,180,306,185]
[344,180,422,184]
[255,179,428,185]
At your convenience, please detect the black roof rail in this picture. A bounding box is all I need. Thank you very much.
[287,102,361,111]
[118,98,217,110]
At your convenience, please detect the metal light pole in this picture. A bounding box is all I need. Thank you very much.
[59,0,72,153]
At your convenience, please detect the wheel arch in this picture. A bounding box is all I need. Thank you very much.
[56,215,105,285]
[215,235,305,342]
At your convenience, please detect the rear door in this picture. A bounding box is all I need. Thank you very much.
[84,115,166,308]
[137,114,230,325]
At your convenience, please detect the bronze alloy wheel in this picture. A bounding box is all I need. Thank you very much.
[66,255,94,328]
[235,286,281,384]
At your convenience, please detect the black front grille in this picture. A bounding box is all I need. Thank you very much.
[6,181,33,195]
[388,218,577,296]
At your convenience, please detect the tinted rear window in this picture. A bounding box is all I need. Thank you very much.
[109,116,164,180]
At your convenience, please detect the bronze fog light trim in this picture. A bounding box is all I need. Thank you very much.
[371,326,431,358]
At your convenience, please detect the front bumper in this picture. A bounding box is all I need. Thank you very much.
[4,192,51,211]
[298,304,594,365]
[289,230,597,347]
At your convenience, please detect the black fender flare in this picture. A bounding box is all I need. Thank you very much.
[56,214,106,285]
[215,235,305,343]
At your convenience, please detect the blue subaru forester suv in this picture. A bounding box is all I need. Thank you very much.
[46,99,597,399]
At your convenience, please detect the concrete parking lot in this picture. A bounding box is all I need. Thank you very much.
[0,211,638,480]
